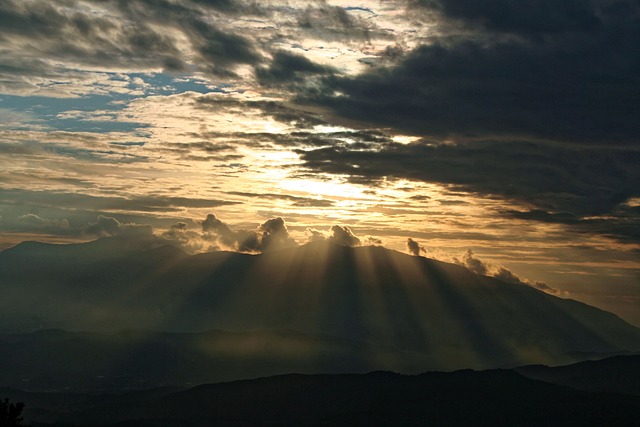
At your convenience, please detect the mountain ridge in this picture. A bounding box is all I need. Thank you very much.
[1,238,639,374]
[4,355,639,427]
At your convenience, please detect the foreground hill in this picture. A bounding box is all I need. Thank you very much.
[3,356,639,426]
[1,239,639,374]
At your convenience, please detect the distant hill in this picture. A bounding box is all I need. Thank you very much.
[4,356,639,426]
[517,355,640,396]
[1,238,639,375]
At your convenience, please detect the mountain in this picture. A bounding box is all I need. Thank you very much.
[4,358,640,426]
[517,355,640,396]
[1,239,639,374]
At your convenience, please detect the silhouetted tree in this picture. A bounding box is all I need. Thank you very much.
[0,398,26,426]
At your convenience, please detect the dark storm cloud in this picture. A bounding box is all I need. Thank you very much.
[307,32,640,144]
[297,139,640,243]
[256,51,335,85]
[184,20,259,76]
[291,1,640,244]
[417,0,604,34]
[298,140,639,217]
[298,0,640,144]
[407,237,426,256]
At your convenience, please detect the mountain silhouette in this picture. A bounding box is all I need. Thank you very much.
[516,354,640,396]
[4,357,640,426]
[1,238,639,374]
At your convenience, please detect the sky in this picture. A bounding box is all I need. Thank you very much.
[0,0,639,325]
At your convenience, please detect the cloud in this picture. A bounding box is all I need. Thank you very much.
[295,2,374,41]
[184,19,260,76]
[290,2,640,243]
[202,213,297,253]
[84,215,120,237]
[17,214,70,230]
[189,0,240,13]
[0,0,266,95]
[454,249,563,295]
[307,27,640,145]
[256,51,335,85]
[329,225,361,247]
[84,215,153,238]
[0,0,184,73]
[161,221,210,254]
[9,213,73,237]
[117,0,264,75]
[192,94,332,130]
[1,189,240,214]
[406,237,426,256]
[364,236,383,246]
[306,227,328,243]
[296,139,640,243]
[504,209,581,225]
[456,249,489,276]
[226,191,334,208]
[417,0,603,35]
[504,205,640,244]
[492,265,565,296]
[306,225,382,247]
[0,0,377,93]
[202,213,251,249]
[258,217,298,251]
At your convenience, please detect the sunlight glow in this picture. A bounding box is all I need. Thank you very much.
[392,135,421,145]
[280,178,370,201]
